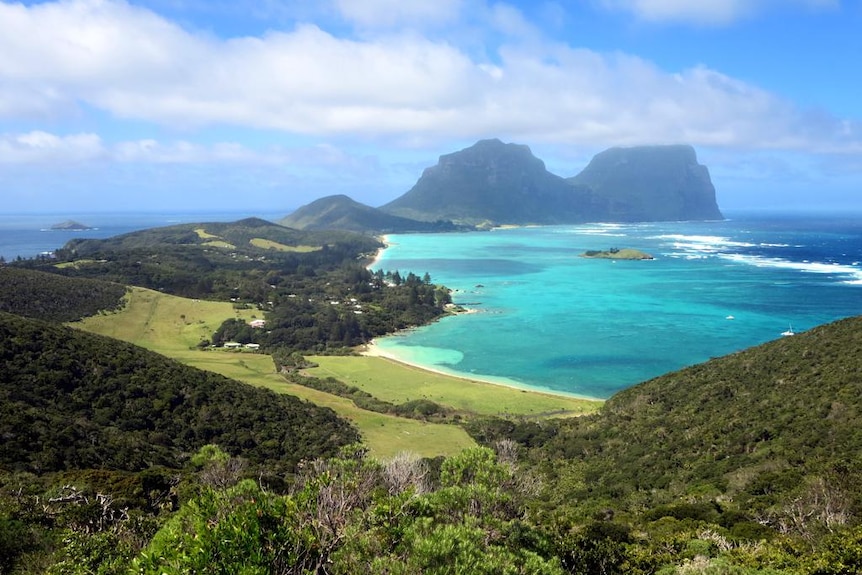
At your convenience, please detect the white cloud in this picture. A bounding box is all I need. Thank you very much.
[0,0,857,159]
[601,0,838,25]
[0,131,105,163]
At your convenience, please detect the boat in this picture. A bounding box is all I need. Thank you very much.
[781,324,795,337]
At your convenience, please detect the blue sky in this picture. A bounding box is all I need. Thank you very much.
[1,0,860,215]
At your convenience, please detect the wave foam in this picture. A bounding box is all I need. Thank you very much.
[720,253,862,284]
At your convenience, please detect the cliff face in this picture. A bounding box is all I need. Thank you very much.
[380,139,595,225]
[568,145,723,221]
[380,140,722,225]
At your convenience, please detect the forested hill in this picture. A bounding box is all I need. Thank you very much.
[0,311,359,475]
[23,217,382,300]
[59,217,380,258]
[0,267,127,322]
[279,194,464,233]
[538,314,862,520]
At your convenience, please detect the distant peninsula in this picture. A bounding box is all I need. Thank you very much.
[581,248,654,260]
[50,220,94,231]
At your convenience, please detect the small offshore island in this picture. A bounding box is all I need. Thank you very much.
[50,219,94,231]
[580,247,654,260]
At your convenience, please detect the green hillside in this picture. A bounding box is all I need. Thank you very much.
[533,315,862,530]
[0,311,358,474]
[0,267,127,322]
[21,217,382,301]
[280,194,463,233]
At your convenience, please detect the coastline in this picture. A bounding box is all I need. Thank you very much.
[366,234,391,269]
[361,232,600,402]
[360,338,603,402]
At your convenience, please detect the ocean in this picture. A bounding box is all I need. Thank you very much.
[372,211,862,399]
[3,209,860,400]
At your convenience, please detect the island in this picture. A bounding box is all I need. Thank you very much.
[50,220,94,231]
[580,247,654,260]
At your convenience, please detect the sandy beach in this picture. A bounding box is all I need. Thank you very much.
[360,338,602,401]
[365,235,390,269]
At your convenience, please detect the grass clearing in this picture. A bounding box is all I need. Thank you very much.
[194,227,220,239]
[74,287,258,354]
[202,240,236,249]
[74,288,476,458]
[54,259,101,269]
[250,238,321,252]
[307,355,601,418]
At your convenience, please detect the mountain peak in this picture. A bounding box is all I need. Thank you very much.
[381,139,572,225]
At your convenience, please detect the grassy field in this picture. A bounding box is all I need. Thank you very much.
[75,287,601,457]
[249,238,321,252]
[307,355,600,418]
[74,288,476,458]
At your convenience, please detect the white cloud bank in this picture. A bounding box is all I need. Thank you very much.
[0,0,858,164]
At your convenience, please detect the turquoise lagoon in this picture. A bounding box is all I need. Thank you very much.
[372,213,862,399]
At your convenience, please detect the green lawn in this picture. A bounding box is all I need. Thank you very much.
[306,355,601,418]
[73,287,477,458]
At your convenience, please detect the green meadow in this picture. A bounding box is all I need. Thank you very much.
[306,355,599,418]
[75,287,598,457]
[74,288,476,458]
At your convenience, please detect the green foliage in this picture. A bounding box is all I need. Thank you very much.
[279,193,465,234]
[134,479,317,575]
[23,218,382,302]
[0,267,126,322]
[537,316,862,522]
[284,371,454,422]
[0,312,359,474]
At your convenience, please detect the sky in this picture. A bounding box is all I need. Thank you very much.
[1,0,860,216]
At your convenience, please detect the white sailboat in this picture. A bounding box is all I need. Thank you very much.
[781,323,795,337]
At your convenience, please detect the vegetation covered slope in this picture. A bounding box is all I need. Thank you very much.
[280,194,463,233]
[0,311,359,475]
[36,217,382,300]
[537,315,862,523]
[0,267,126,322]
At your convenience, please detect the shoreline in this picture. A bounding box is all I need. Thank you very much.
[366,234,391,269]
[361,235,601,402]
[360,338,604,402]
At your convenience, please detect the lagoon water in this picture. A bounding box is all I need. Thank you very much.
[373,212,862,399]
[3,209,860,400]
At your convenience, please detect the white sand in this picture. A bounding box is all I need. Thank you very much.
[360,339,600,401]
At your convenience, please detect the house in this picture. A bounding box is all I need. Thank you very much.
[223,342,242,349]
[249,319,267,328]
[244,343,261,350]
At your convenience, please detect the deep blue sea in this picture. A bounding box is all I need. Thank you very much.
[373,211,862,399]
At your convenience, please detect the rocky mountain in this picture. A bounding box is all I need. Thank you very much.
[568,144,723,221]
[279,194,462,233]
[380,139,600,225]
[284,139,723,230]
[381,139,723,225]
